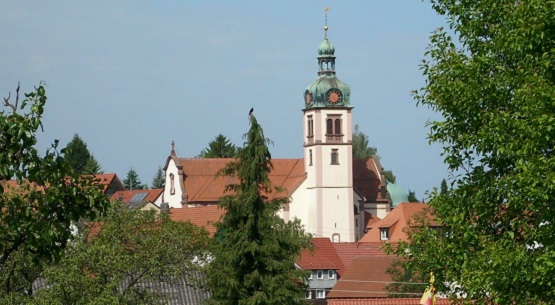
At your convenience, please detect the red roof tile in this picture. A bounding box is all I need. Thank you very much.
[328,298,451,305]
[169,206,225,236]
[333,242,390,271]
[111,189,163,203]
[327,256,399,298]
[353,158,386,202]
[360,202,433,243]
[177,158,306,203]
[298,238,344,273]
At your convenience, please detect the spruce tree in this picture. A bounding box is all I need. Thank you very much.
[82,154,103,174]
[198,134,237,158]
[122,168,145,190]
[151,166,165,189]
[439,178,448,195]
[63,134,91,174]
[206,116,311,305]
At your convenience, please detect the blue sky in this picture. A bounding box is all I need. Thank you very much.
[1,1,449,199]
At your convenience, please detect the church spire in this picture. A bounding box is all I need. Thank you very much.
[303,7,351,108]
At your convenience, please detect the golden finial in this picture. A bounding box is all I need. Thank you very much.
[324,7,329,38]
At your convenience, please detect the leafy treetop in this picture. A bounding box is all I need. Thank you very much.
[400,1,555,304]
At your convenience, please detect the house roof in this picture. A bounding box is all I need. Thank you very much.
[364,212,381,229]
[174,157,386,204]
[169,206,225,236]
[328,298,451,305]
[91,174,124,192]
[327,256,399,299]
[297,238,344,273]
[359,202,433,243]
[352,158,387,202]
[333,242,389,271]
[177,158,306,202]
[111,189,163,203]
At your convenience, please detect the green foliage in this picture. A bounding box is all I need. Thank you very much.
[384,170,396,184]
[64,133,91,175]
[0,84,110,297]
[407,190,419,202]
[123,168,146,190]
[206,116,311,305]
[440,179,448,195]
[151,166,165,189]
[32,204,210,304]
[198,134,237,158]
[404,1,555,304]
[352,125,397,184]
[385,260,428,298]
[352,124,377,158]
[83,154,104,175]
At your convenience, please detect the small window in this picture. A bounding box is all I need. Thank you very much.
[317,270,324,279]
[169,173,175,195]
[331,149,339,165]
[328,270,335,279]
[309,149,313,166]
[326,118,333,135]
[380,228,389,240]
[306,290,312,299]
[316,290,325,299]
[307,272,313,279]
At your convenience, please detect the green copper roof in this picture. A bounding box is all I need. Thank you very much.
[304,33,351,109]
[386,183,409,208]
[318,37,335,56]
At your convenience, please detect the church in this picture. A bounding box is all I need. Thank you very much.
[160,24,394,242]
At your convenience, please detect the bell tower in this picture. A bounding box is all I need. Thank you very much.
[302,10,355,242]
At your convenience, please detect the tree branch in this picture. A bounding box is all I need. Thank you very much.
[2,82,20,113]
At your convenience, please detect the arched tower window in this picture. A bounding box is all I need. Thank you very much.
[326,115,343,143]
[307,116,314,144]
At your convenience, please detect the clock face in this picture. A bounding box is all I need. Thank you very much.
[327,89,342,104]
[304,90,312,105]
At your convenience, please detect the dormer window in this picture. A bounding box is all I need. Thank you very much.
[380,228,389,240]
[328,270,335,279]
[317,270,324,279]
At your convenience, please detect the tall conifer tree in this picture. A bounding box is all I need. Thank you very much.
[63,134,91,174]
[206,116,311,305]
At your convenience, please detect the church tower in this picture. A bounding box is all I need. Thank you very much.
[302,18,355,242]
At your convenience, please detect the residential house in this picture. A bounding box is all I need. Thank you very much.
[359,202,433,243]
[111,188,163,211]
[298,238,345,302]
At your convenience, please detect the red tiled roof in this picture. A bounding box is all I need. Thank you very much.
[328,298,451,305]
[333,242,390,271]
[364,212,381,229]
[360,202,433,243]
[353,158,386,202]
[327,256,399,299]
[90,173,125,194]
[169,206,225,236]
[177,158,306,203]
[111,189,163,203]
[298,238,344,273]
